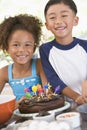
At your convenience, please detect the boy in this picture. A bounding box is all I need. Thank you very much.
[40,0,87,105]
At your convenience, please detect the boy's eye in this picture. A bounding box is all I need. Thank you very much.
[25,43,34,47]
[49,16,56,20]
[62,15,68,17]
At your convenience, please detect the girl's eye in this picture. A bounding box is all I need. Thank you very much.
[13,44,19,47]
[25,43,31,46]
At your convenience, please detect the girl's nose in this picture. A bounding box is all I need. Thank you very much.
[18,45,25,51]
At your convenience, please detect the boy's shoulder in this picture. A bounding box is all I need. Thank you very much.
[77,37,87,46]
[40,39,54,49]
[40,40,55,56]
[77,37,87,43]
[77,38,87,51]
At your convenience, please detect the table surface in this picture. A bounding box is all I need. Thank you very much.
[0,105,87,130]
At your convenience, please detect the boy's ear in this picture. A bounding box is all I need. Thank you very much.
[45,22,50,30]
[73,16,79,26]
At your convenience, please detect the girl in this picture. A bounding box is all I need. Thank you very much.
[0,14,48,108]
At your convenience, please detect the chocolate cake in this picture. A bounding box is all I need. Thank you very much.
[19,94,64,114]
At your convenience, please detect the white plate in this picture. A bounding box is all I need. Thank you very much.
[13,101,71,118]
[49,101,71,115]
[13,109,38,118]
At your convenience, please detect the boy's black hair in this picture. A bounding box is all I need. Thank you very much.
[44,0,77,16]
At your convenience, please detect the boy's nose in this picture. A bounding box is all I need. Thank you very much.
[55,17,63,24]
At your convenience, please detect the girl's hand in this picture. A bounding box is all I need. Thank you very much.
[15,96,27,109]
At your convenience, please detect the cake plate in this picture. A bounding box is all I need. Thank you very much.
[13,101,71,118]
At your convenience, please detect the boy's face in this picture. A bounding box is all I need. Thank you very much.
[45,3,79,42]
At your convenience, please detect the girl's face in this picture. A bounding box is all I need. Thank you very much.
[7,30,35,65]
[45,3,79,43]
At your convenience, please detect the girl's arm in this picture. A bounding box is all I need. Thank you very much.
[0,66,8,93]
[36,59,48,86]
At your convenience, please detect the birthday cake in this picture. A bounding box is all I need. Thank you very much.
[18,84,65,114]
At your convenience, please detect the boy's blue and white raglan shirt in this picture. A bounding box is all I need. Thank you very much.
[39,38,87,95]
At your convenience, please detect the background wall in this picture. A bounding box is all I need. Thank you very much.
[0,0,87,39]
[0,0,87,68]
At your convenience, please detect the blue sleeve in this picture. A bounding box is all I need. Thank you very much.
[39,44,67,93]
